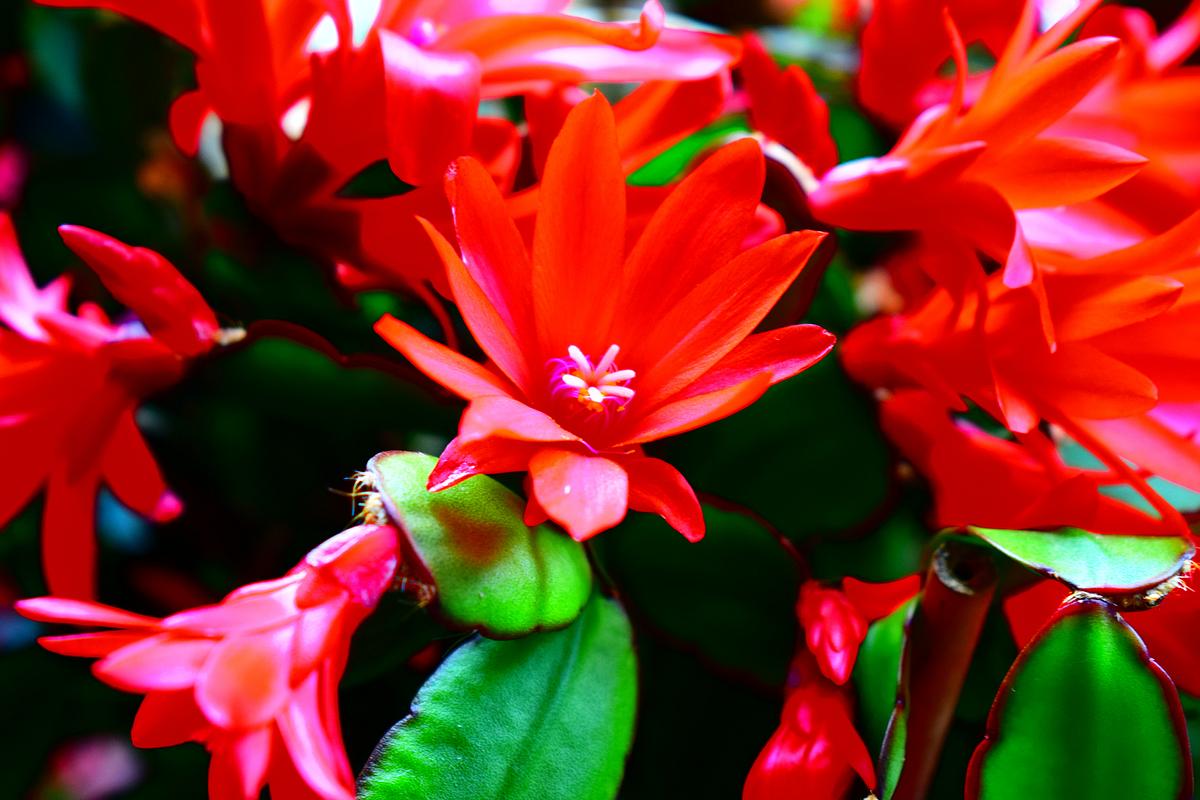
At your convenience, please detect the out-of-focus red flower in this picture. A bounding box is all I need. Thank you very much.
[16,524,399,800]
[0,215,222,598]
[1004,574,1200,696]
[813,1,1148,327]
[0,142,26,209]
[38,0,740,301]
[740,34,838,182]
[858,0,1024,129]
[843,212,1200,535]
[878,390,1183,534]
[377,93,833,541]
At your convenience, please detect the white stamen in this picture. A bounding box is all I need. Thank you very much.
[587,387,606,404]
[594,344,620,375]
[567,345,591,376]
[602,385,635,399]
[600,369,636,384]
[561,374,587,389]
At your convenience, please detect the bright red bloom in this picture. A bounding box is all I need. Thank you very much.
[377,93,833,541]
[747,578,915,799]
[813,1,1147,320]
[1004,575,1200,696]
[15,524,399,800]
[743,652,876,800]
[798,575,919,684]
[843,213,1200,535]
[0,216,222,598]
[39,0,739,300]
[879,390,1187,535]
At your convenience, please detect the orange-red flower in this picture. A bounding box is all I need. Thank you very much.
[15,524,399,800]
[812,0,1148,328]
[0,216,223,598]
[39,0,740,301]
[377,93,833,541]
[843,214,1200,535]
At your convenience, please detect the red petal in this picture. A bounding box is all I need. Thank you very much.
[445,156,534,346]
[419,217,533,392]
[617,139,765,345]
[531,92,625,356]
[624,372,773,445]
[101,410,181,522]
[843,575,921,622]
[15,596,159,629]
[58,225,218,357]
[428,435,540,491]
[39,630,148,658]
[380,31,481,186]
[168,90,210,157]
[459,396,578,445]
[374,313,514,400]
[43,466,101,599]
[529,449,629,540]
[275,673,355,800]
[623,456,704,541]
[976,136,1146,210]
[683,325,835,398]
[132,690,211,748]
[634,231,826,402]
[209,728,272,800]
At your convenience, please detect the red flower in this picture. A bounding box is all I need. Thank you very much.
[877,390,1182,534]
[15,524,399,800]
[842,213,1200,535]
[377,92,833,541]
[798,576,918,684]
[747,578,917,798]
[38,0,739,300]
[811,1,1147,323]
[743,653,877,800]
[0,216,222,597]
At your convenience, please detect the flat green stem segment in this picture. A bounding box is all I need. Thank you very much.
[967,597,1191,800]
[969,526,1193,593]
[368,451,591,637]
[358,595,638,800]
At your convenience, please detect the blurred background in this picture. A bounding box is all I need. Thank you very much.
[0,0,1193,797]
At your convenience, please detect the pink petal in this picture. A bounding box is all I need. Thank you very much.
[96,633,215,692]
[15,596,159,629]
[101,410,181,522]
[529,449,629,540]
[131,690,211,748]
[428,435,541,491]
[39,630,149,658]
[195,630,292,730]
[209,727,272,800]
[275,673,355,800]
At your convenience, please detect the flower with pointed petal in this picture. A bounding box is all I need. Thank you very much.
[378,92,833,541]
[0,215,222,598]
[15,524,400,800]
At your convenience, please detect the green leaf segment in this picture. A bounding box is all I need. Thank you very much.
[358,594,638,800]
[967,596,1191,800]
[968,526,1193,594]
[368,451,592,637]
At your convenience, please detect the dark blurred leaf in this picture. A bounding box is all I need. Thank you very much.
[358,594,636,800]
[594,504,797,686]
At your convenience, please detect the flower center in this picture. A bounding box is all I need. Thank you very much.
[550,344,635,414]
